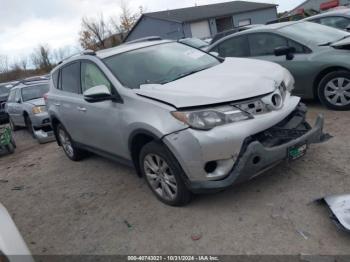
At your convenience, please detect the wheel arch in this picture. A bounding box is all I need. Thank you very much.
[313,66,350,100]
[128,129,161,177]
[50,115,62,146]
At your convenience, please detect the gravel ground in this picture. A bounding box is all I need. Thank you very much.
[0,102,349,255]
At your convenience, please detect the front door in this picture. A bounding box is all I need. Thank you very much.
[78,61,123,156]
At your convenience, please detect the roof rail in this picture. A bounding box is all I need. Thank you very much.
[15,75,50,86]
[125,36,162,45]
[58,49,96,65]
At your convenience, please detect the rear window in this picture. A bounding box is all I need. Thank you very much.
[21,84,49,102]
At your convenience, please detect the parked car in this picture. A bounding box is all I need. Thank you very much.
[0,84,12,124]
[206,21,350,110]
[178,38,209,49]
[6,79,54,143]
[304,8,350,31]
[210,24,263,44]
[47,40,328,206]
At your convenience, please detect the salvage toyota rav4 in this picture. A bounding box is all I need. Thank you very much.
[47,40,330,206]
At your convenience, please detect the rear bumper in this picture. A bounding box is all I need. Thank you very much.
[188,113,329,193]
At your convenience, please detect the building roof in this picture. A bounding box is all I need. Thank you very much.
[144,1,277,23]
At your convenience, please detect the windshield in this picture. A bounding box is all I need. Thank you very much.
[0,86,9,96]
[279,22,350,45]
[103,42,220,89]
[21,84,49,101]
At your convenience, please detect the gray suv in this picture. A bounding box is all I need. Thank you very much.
[47,40,329,206]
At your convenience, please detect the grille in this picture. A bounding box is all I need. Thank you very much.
[234,99,270,115]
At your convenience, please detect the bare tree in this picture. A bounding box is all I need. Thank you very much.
[52,47,73,63]
[19,56,28,71]
[79,14,110,51]
[31,44,52,71]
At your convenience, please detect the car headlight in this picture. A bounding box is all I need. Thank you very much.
[32,106,46,114]
[171,105,252,130]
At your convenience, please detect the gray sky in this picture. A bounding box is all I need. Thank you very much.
[0,0,304,62]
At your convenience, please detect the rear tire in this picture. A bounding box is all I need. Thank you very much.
[139,141,191,206]
[56,124,86,161]
[318,70,350,110]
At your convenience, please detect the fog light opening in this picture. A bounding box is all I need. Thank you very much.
[204,161,218,173]
[252,156,261,165]
[271,94,282,108]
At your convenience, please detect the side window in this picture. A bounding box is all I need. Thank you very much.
[287,39,310,54]
[15,89,21,102]
[81,62,112,93]
[248,33,288,56]
[319,16,350,30]
[60,62,81,94]
[52,70,59,89]
[216,36,249,57]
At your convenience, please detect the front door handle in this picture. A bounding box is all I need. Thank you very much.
[77,106,87,112]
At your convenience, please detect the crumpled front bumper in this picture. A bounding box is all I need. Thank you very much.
[188,113,329,193]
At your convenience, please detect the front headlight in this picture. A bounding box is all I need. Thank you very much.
[32,106,46,114]
[171,105,252,130]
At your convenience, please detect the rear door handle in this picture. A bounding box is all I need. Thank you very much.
[77,106,87,112]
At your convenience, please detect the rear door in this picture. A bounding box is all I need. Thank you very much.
[58,61,86,142]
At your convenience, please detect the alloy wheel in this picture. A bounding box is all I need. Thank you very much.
[58,128,74,158]
[324,77,350,107]
[143,154,178,201]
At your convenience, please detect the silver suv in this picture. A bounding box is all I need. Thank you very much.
[6,79,54,143]
[47,40,329,206]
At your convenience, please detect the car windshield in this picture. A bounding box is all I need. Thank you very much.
[103,42,220,89]
[21,84,49,101]
[279,22,350,45]
[0,86,9,96]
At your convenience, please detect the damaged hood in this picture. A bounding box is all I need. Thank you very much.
[135,58,290,108]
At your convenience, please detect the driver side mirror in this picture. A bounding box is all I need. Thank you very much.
[83,85,113,103]
[274,46,296,61]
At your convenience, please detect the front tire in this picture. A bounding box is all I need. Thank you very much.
[56,124,86,161]
[139,141,191,206]
[318,71,350,110]
[24,116,35,138]
[9,117,19,131]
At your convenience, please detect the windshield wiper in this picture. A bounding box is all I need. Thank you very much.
[319,35,350,46]
[160,66,211,84]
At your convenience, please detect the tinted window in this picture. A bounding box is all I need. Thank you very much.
[104,42,220,89]
[216,36,249,57]
[249,33,288,56]
[21,84,49,102]
[81,62,112,92]
[61,62,81,93]
[319,16,350,30]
